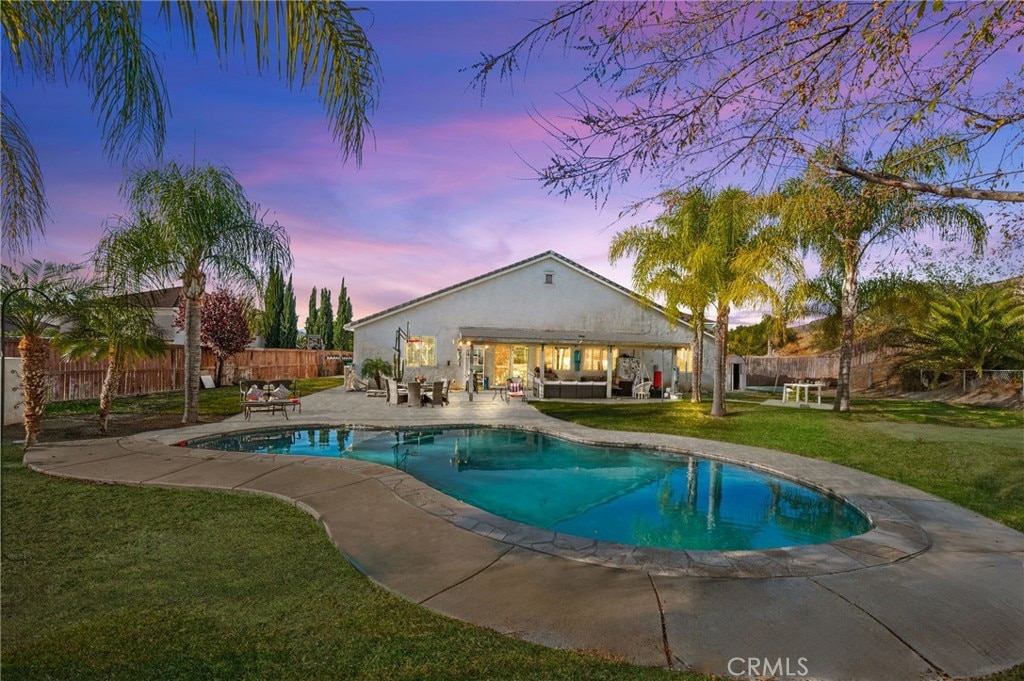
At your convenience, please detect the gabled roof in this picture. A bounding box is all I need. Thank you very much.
[114,286,184,309]
[348,250,711,339]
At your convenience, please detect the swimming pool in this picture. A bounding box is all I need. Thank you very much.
[190,426,871,551]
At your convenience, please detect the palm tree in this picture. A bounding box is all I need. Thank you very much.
[612,188,801,416]
[95,162,292,423]
[780,145,987,412]
[610,188,712,402]
[0,260,95,447]
[360,357,393,390]
[53,298,168,435]
[803,270,933,352]
[902,284,1024,385]
[694,188,802,416]
[1,1,380,253]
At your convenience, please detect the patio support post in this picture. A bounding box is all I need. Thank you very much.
[467,343,475,400]
[605,346,613,399]
[660,348,665,401]
[539,343,545,399]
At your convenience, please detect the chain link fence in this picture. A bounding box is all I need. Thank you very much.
[962,369,1024,398]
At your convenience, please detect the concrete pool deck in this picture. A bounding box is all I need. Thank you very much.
[23,387,1024,680]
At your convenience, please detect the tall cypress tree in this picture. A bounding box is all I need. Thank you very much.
[262,266,284,347]
[318,288,334,350]
[343,282,354,350]
[333,277,352,351]
[283,275,298,348]
[305,287,318,346]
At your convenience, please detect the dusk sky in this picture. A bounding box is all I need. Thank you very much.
[4,2,1017,328]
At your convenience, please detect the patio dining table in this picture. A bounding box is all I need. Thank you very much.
[782,382,823,404]
[399,382,437,405]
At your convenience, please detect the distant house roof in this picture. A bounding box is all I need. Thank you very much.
[349,250,709,338]
[117,286,184,309]
[2,319,58,334]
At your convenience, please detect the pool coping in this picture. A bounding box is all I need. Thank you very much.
[182,422,929,579]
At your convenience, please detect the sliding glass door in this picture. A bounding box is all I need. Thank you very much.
[493,344,531,385]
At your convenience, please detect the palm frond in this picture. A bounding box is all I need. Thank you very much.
[0,96,49,254]
[97,162,293,297]
[168,1,381,163]
[55,296,168,367]
[0,260,96,338]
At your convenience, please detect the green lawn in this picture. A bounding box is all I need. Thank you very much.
[4,391,1023,679]
[43,376,349,419]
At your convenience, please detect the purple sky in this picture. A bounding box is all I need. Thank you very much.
[4,2,1018,328]
[7,2,673,325]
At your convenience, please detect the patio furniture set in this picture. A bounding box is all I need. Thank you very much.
[239,379,302,420]
[384,378,450,407]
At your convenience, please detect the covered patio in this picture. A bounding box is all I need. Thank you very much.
[457,326,689,399]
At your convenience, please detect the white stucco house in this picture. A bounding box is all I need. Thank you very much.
[347,251,714,398]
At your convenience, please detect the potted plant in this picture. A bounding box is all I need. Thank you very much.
[360,357,393,390]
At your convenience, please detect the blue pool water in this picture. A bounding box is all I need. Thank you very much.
[191,427,871,550]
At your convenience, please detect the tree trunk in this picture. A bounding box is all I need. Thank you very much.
[215,355,225,387]
[182,274,205,423]
[690,312,704,403]
[835,260,858,413]
[710,304,730,417]
[98,350,122,435]
[19,334,48,449]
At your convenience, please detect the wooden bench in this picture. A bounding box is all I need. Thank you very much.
[239,379,302,420]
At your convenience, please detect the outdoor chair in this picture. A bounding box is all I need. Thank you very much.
[360,376,386,397]
[406,381,423,407]
[366,383,386,398]
[386,378,408,406]
[429,380,447,407]
[507,379,526,402]
[632,380,652,399]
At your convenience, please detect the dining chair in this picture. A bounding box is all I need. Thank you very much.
[430,381,445,407]
[406,381,422,407]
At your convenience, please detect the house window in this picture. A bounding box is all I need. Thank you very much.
[544,271,554,285]
[582,348,607,371]
[676,346,692,372]
[405,336,436,367]
[543,346,572,371]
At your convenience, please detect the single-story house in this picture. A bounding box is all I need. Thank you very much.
[347,251,714,398]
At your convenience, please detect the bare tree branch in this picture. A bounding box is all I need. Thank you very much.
[474,1,1024,203]
[830,162,1024,202]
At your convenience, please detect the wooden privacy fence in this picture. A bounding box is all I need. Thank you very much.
[2,339,348,403]
[745,348,901,390]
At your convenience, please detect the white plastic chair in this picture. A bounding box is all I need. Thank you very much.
[632,381,652,399]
